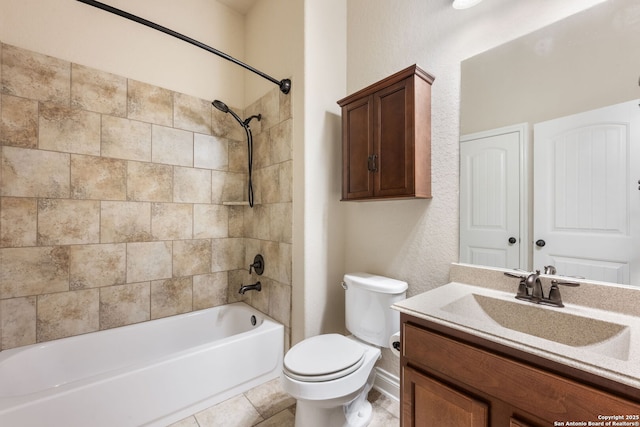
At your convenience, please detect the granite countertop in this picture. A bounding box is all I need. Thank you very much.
[392,264,640,391]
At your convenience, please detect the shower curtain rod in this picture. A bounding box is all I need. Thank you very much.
[76,0,291,94]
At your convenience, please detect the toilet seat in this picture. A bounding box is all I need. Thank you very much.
[284,334,365,382]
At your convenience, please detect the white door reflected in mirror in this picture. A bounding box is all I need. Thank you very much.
[459,124,528,270]
[533,99,640,284]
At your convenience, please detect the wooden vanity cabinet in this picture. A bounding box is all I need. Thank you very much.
[337,65,434,201]
[401,314,640,427]
[403,366,488,426]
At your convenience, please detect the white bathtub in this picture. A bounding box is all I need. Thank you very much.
[0,302,284,427]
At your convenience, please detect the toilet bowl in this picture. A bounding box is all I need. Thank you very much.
[281,335,381,427]
[281,273,408,427]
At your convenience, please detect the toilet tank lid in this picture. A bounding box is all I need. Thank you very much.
[343,273,408,294]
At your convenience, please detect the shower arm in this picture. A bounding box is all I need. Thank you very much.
[76,0,291,94]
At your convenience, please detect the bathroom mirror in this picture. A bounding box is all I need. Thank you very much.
[459,0,640,285]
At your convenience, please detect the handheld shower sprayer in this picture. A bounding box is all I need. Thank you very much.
[212,100,242,126]
[212,100,261,129]
[212,99,262,207]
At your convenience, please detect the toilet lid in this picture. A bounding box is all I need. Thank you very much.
[284,334,365,382]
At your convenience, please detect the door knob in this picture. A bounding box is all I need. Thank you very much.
[535,239,546,247]
[508,237,517,244]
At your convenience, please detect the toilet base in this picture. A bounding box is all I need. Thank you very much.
[295,399,372,427]
[293,368,376,427]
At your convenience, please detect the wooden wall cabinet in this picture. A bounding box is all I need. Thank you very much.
[401,314,640,427]
[337,65,434,201]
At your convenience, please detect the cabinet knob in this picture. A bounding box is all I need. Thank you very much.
[535,239,546,247]
[508,237,517,244]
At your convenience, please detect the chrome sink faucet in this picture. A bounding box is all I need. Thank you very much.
[504,269,540,301]
[526,270,544,302]
[504,267,580,307]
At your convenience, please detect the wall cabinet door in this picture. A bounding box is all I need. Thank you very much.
[374,77,413,198]
[402,366,488,427]
[341,95,374,199]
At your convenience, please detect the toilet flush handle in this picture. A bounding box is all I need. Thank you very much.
[341,281,348,290]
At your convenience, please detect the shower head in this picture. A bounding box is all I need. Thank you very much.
[212,99,261,128]
[212,99,243,127]
[243,114,262,127]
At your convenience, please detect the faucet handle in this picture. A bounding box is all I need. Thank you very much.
[504,271,528,279]
[504,271,528,299]
[547,279,579,307]
[249,254,264,275]
[547,283,564,307]
[551,279,580,287]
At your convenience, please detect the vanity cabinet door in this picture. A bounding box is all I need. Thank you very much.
[510,418,540,427]
[402,366,488,427]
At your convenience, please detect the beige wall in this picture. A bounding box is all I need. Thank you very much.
[0,0,246,107]
[292,0,347,343]
[0,43,292,350]
[461,0,640,135]
[344,0,607,375]
[345,0,607,294]
[242,0,312,347]
[244,0,301,106]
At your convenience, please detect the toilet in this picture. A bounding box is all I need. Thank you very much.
[281,273,408,427]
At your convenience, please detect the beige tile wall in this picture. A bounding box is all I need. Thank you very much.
[0,43,293,351]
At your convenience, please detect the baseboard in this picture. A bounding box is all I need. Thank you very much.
[373,367,400,402]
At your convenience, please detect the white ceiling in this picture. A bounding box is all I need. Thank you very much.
[216,0,258,15]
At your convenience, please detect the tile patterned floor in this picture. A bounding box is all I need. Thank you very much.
[168,378,400,427]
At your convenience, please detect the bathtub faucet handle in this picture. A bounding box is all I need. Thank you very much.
[249,254,264,276]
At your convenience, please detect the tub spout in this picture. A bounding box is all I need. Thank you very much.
[239,281,261,294]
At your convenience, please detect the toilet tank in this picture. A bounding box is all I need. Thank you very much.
[343,273,408,347]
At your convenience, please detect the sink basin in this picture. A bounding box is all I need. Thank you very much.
[440,293,631,360]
